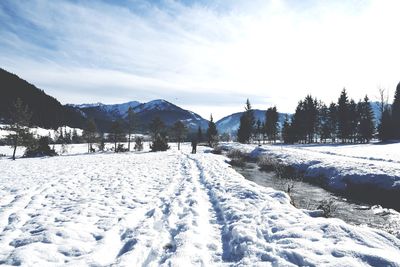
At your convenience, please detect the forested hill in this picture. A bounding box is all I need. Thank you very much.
[0,68,85,129]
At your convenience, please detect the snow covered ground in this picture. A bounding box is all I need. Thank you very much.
[1,144,400,266]
[0,124,83,140]
[221,142,400,192]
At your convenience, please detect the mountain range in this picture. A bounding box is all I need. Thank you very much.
[0,68,384,135]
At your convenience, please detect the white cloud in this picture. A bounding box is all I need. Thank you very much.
[1,0,400,120]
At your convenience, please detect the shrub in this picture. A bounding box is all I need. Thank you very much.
[211,146,223,154]
[115,144,128,153]
[150,134,170,152]
[24,137,57,158]
[317,199,337,218]
[134,136,144,151]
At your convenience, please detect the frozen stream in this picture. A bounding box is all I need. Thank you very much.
[234,162,400,239]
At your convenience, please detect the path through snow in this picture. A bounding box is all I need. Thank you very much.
[0,147,400,266]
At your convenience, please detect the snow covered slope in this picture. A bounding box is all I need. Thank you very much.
[216,110,287,135]
[221,142,400,193]
[0,145,399,266]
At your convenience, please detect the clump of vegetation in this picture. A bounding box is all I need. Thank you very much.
[115,144,128,153]
[211,146,223,155]
[134,136,144,151]
[150,134,170,152]
[317,199,337,218]
[257,155,280,172]
[227,149,246,168]
[24,136,57,158]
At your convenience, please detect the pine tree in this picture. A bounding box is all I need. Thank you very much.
[328,103,338,142]
[392,82,400,139]
[378,107,392,141]
[82,118,98,153]
[318,103,331,143]
[348,99,358,143]
[206,114,218,147]
[282,115,295,144]
[110,120,125,152]
[72,128,80,143]
[337,88,351,143]
[149,117,169,152]
[149,117,165,139]
[303,95,319,143]
[265,106,279,143]
[358,95,375,143]
[172,120,187,150]
[292,100,307,143]
[127,107,137,151]
[237,99,255,144]
[5,98,34,160]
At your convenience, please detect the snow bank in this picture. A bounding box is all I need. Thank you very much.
[0,145,399,266]
[221,142,400,192]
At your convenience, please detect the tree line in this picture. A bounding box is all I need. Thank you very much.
[2,100,220,159]
[237,83,400,144]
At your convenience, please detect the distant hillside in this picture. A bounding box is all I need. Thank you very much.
[0,68,85,129]
[216,109,288,135]
[74,99,209,132]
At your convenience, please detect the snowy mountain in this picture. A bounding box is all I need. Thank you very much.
[132,99,209,130]
[216,109,288,135]
[74,99,208,132]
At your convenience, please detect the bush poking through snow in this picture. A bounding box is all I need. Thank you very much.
[134,136,144,151]
[150,134,170,152]
[115,144,128,153]
[24,137,57,158]
[317,199,337,218]
[211,146,223,155]
[257,155,280,172]
[227,149,246,168]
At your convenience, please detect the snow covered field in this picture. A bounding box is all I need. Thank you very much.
[221,142,400,192]
[1,145,400,266]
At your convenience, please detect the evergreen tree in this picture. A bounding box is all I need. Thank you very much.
[303,95,319,143]
[328,103,338,142]
[5,98,34,160]
[337,88,351,143]
[237,99,255,144]
[149,117,169,152]
[318,103,331,143]
[82,118,98,153]
[265,106,279,143]
[292,100,307,143]
[282,115,295,144]
[206,114,218,147]
[348,99,358,143]
[378,107,393,141]
[110,120,125,152]
[126,107,137,151]
[357,95,375,143]
[172,120,187,150]
[149,117,165,138]
[134,136,144,151]
[392,82,400,139]
[71,128,80,143]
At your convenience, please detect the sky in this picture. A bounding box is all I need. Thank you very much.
[1,0,399,120]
